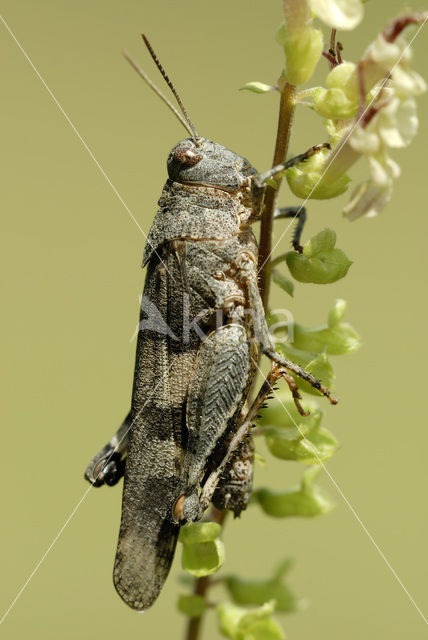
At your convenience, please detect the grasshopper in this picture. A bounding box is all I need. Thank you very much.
[85,35,336,611]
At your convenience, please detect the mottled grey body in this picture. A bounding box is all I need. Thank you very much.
[85,136,336,612]
[114,138,262,610]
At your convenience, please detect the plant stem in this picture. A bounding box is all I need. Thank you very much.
[184,509,228,640]
[258,82,296,309]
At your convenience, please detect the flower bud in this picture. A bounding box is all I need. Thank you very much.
[277,22,324,85]
[312,87,358,119]
[240,81,277,94]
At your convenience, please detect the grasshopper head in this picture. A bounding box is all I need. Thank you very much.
[167,138,256,192]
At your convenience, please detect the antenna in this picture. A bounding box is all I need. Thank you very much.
[122,35,200,143]
[141,34,199,142]
[123,51,196,139]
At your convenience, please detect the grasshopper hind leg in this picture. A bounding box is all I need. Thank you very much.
[174,322,254,523]
[84,412,131,487]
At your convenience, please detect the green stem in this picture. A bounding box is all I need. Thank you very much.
[258,83,296,309]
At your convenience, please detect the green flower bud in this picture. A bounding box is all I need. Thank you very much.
[312,86,358,119]
[312,63,360,119]
[286,147,351,199]
[240,81,277,94]
[326,61,359,102]
[177,594,207,618]
[254,466,334,518]
[218,601,285,640]
[180,522,224,577]
[277,22,323,86]
[285,228,353,284]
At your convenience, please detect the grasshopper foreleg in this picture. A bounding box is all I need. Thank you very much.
[237,254,337,406]
[254,143,330,189]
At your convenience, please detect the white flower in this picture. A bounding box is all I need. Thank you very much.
[391,66,427,96]
[375,96,418,148]
[342,146,401,219]
[342,179,393,220]
[309,0,364,30]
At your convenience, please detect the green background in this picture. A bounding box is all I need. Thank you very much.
[2,1,427,638]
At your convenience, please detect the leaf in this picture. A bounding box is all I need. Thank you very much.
[272,269,294,296]
[265,422,339,464]
[286,300,361,355]
[327,298,347,327]
[254,466,335,518]
[177,594,207,618]
[240,82,277,94]
[225,559,301,613]
[179,522,221,545]
[285,228,352,284]
[300,352,335,395]
[304,228,337,256]
[292,320,360,355]
[180,523,224,577]
[257,390,321,431]
[218,601,285,640]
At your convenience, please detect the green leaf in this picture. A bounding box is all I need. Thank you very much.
[240,81,277,94]
[265,423,339,464]
[292,320,360,355]
[254,466,334,518]
[218,601,285,640]
[179,523,225,577]
[177,594,207,618]
[272,269,294,296]
[257,391,321,431]
[285,228,352,284]
[287,300,361,355]
[179,522,221,545]
[301,352,335,394]
[327,298,347,327]
[304,228,337,257]
[181,538,225,577]
[225,559,301,612]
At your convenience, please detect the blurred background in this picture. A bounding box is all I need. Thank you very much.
[2,1,427,638]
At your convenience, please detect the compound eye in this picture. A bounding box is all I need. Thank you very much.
[173,146,203,167]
